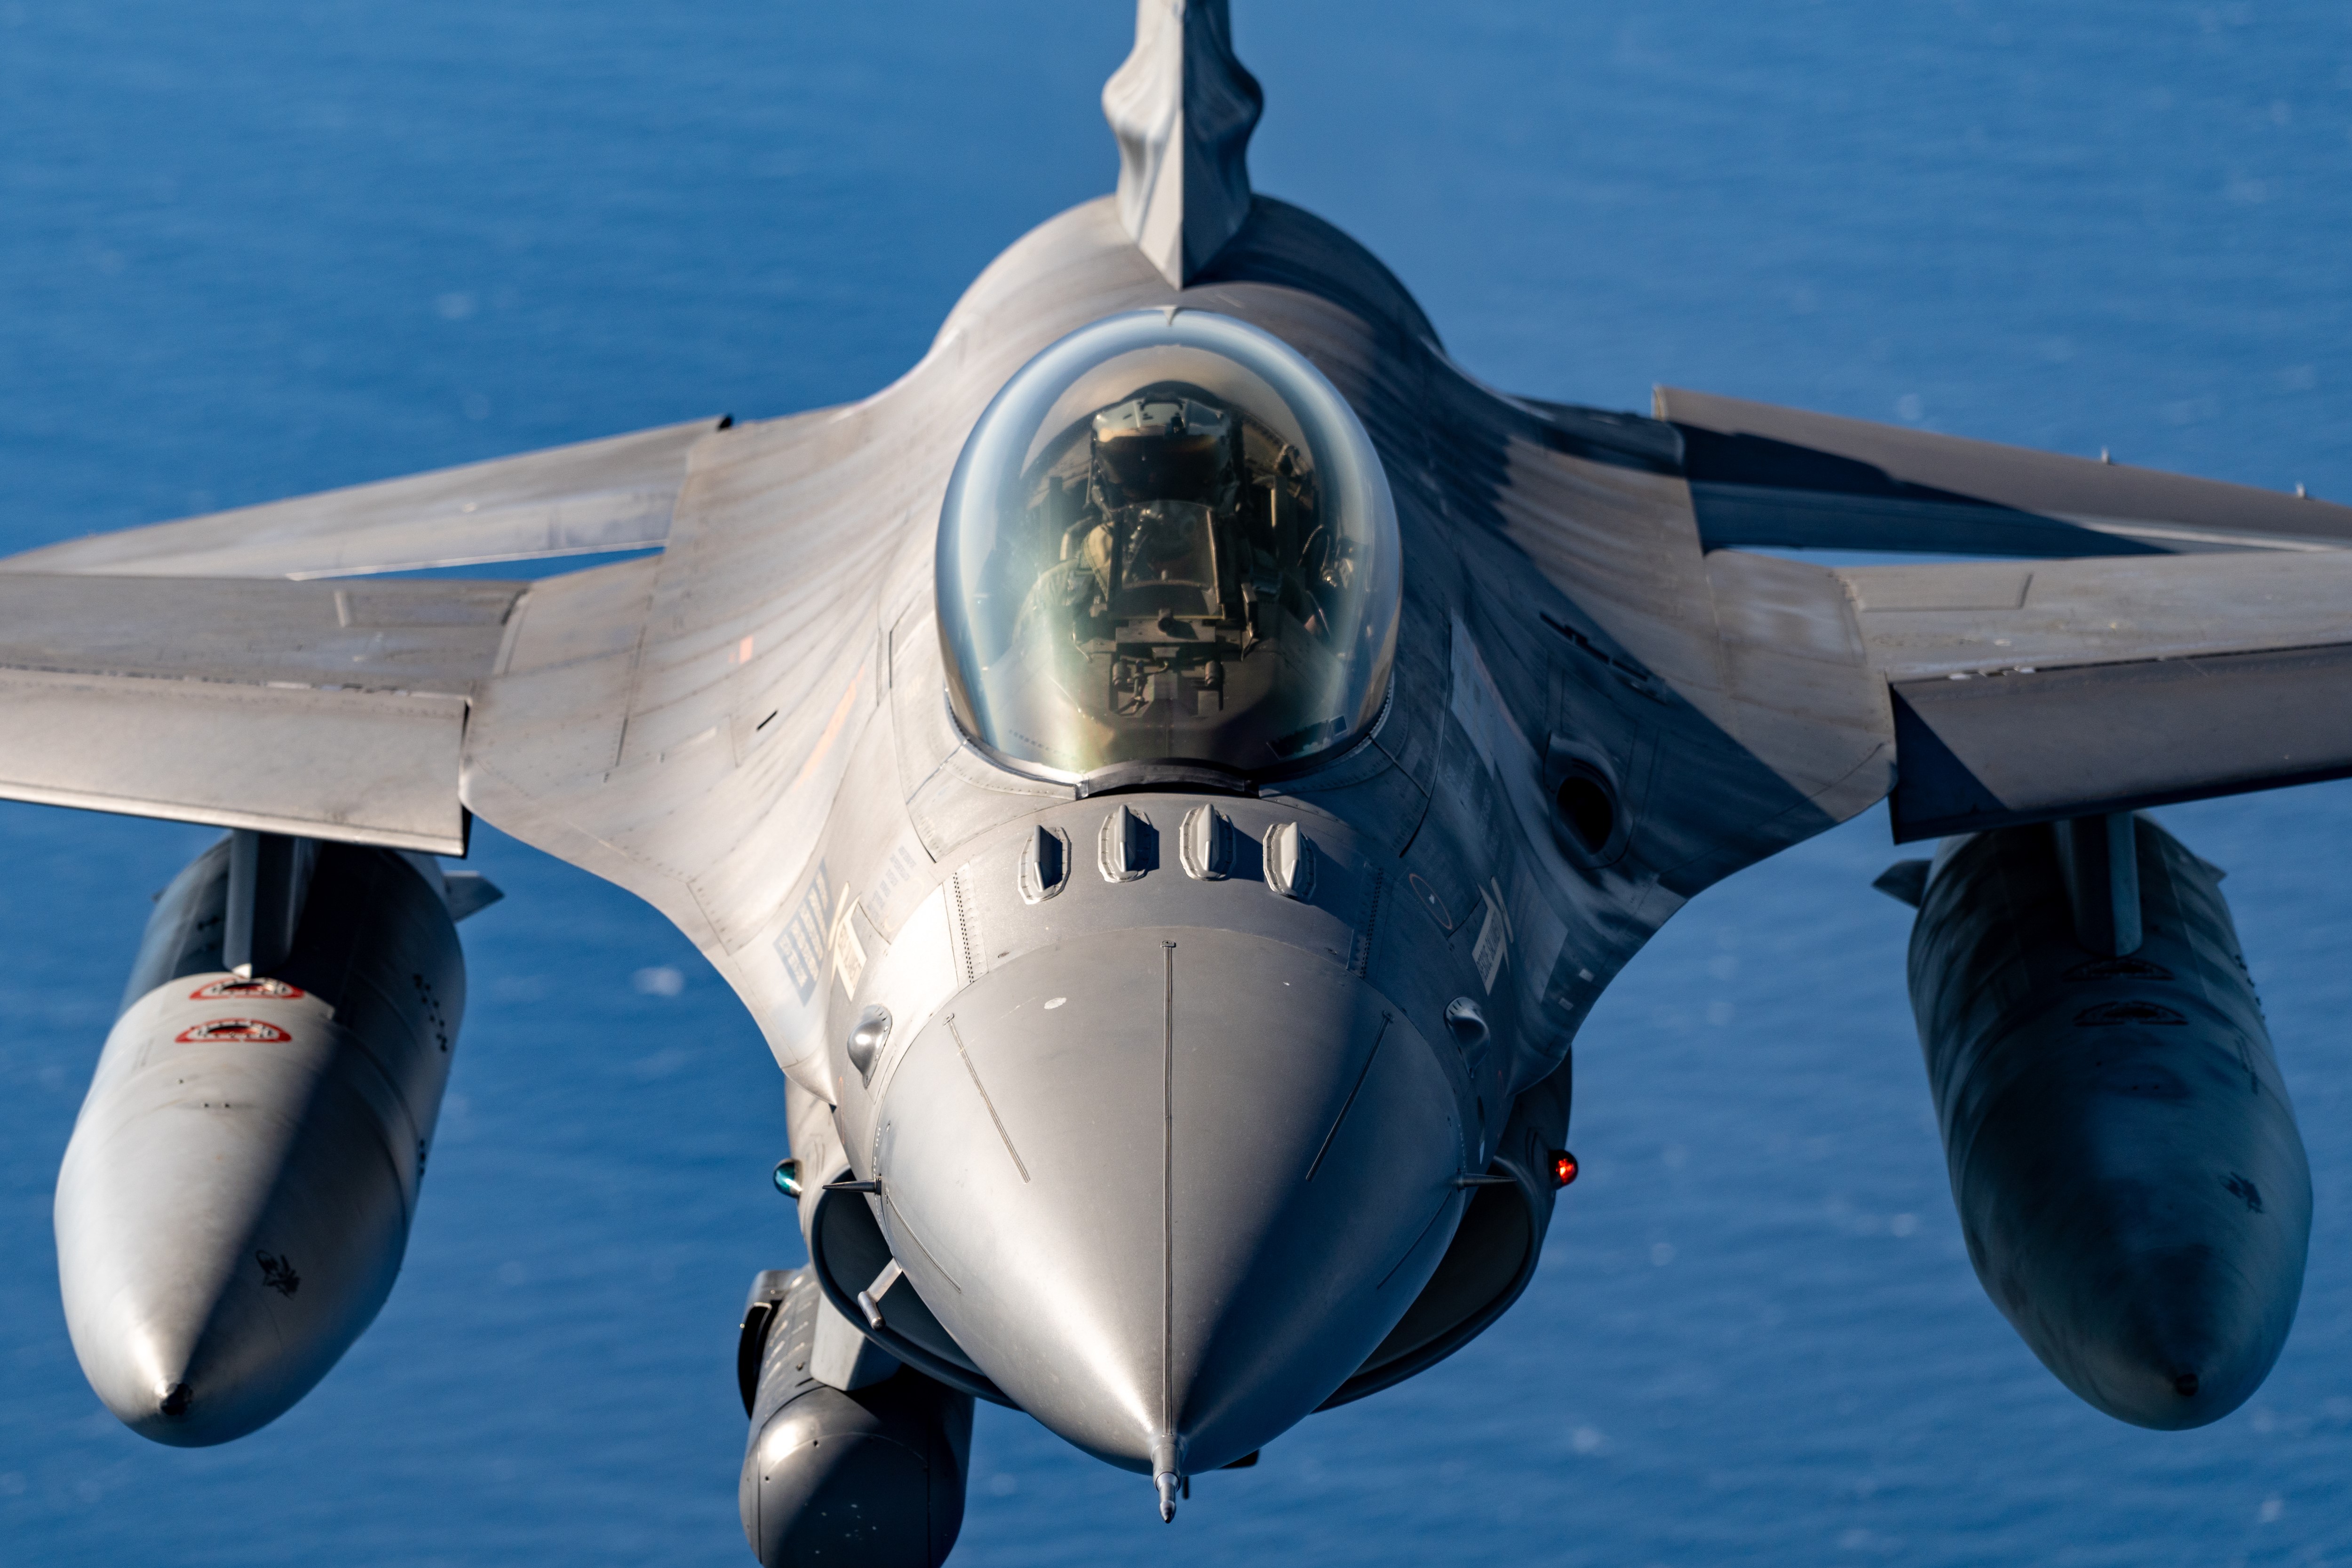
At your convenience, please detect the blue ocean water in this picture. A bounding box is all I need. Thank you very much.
[1,2,2349,1562]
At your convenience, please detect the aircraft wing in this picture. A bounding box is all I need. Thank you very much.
[0,574,519,853]
[1658,386,2352,557]
[1831,548,2352,841]
[1655,390,2352,843]
[0,417,728,580]
[0,414,731,854]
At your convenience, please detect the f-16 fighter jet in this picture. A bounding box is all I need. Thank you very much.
[18,4,2343,1563]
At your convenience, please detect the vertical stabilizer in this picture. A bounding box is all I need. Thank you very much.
[1102,0,1262,287]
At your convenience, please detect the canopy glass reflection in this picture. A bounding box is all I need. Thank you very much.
[937,310,1399,780]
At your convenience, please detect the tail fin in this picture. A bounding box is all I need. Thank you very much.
[1102,0,1262,286]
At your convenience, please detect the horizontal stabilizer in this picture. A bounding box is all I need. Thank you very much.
[0,574,518,853]
[1889,644,2352,841]
[1812,548,2352,837]
[1,417,727,580]
[1658,387,2352,557]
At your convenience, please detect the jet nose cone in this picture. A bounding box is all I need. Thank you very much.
[868,928,1465,1476]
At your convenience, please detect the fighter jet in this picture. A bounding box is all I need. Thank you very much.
[19,4,2344,1563]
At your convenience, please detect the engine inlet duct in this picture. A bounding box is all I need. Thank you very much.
[1893,814,2310,1428]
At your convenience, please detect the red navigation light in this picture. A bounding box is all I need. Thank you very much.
[1550,1149,1579,1188]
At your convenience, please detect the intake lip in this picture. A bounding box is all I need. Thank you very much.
[865,926,1464,1474]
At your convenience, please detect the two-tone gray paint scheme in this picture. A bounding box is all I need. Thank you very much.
[16,0,2352,1554]
[56,834,491,1444]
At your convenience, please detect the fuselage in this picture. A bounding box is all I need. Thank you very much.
[473,191,1875,1488]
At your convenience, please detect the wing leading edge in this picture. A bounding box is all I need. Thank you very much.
[1659,386,2352,557]
[1,416,728,581]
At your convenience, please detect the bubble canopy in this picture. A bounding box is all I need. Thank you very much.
[937,310,1400,784]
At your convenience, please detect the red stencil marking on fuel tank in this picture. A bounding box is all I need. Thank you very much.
[190,978,304,1001]
[176,1019,293,1044]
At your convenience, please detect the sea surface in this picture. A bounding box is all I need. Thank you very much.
[2,3,2349,1563]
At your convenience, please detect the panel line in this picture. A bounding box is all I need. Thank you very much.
[1306,1014,1393,1183]
[1162,939,1176,1442]
[945,1013,1030,1182]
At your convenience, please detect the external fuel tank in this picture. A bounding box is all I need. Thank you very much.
[55,834,476,1444]
[1903,815,2310,1428]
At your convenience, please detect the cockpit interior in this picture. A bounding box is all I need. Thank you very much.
[937,310,1398,781]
